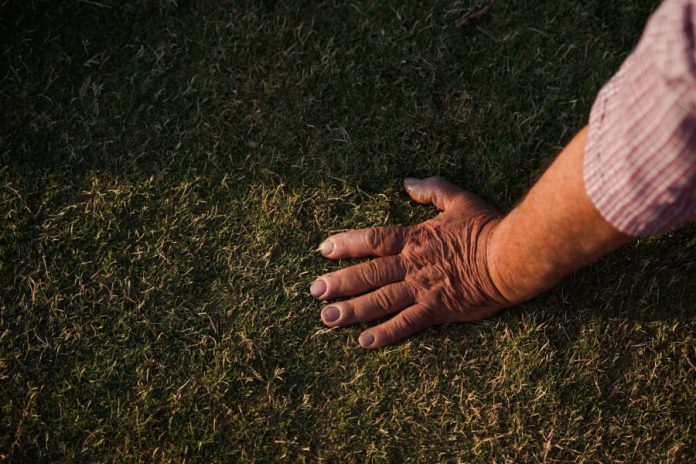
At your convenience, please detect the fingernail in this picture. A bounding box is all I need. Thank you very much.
[322,306,340,323]
[310,279,327,298]
[403,178,419,191]
[318,240,334,256]
[359,332,375,348]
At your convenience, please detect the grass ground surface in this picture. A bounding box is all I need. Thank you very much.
[1,0,695,462]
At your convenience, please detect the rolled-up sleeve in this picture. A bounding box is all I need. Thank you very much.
[584,0,696,236]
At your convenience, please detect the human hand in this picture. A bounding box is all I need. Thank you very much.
[310,177,511,349]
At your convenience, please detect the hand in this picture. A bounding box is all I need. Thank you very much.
[311,177,511,349]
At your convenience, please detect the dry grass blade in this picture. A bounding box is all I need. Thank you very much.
[455,5,491,29]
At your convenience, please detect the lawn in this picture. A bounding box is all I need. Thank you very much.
[1,0,695,462]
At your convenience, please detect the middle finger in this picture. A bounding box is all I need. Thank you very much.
[310,254,408,300]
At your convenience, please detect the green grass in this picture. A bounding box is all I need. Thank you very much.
[1,0,695,462]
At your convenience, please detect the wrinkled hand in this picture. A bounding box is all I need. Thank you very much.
[311,177,511,349]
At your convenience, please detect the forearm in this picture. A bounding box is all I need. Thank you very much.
[487,126,633,305]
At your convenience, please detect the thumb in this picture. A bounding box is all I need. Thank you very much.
[403,176,467,211]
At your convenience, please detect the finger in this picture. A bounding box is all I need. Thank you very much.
[310,255,407,300]
[320,281,416,327]
[357,304,440,349]
[403,176,467,211]
[317,226,406,260]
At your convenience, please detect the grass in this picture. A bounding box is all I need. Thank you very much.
[1,0,695,462]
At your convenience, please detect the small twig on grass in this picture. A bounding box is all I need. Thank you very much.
[455,5,490,29]
[77,0,112,8]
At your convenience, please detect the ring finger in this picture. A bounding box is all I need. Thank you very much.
[320,280,417,327]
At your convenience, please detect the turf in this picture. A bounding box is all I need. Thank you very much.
[1,0,695,462]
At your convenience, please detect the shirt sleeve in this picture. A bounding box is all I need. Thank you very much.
[584,0,696,237]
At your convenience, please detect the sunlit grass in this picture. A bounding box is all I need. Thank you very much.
[1,0,694,462]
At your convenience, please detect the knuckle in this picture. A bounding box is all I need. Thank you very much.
[381,323,401,341]
[403,282,418,301]
[424,176,445,188]
[401,257,416,276]
[371,288,393,311]
[340,301,356,322]
[406,268,435,296]
[360,260,383,287]
[366,227,381,250]
[395,311,421,334]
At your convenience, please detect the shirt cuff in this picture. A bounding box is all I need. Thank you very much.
[583,0,696,237]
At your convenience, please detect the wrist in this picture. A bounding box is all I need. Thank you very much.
[476,217,517,308]
[484,215,544,306]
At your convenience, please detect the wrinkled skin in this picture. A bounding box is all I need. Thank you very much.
[310,177,511,348]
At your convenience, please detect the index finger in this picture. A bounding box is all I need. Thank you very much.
[318,226,407,260]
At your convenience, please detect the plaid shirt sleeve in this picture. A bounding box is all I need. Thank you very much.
[584,0,696,236]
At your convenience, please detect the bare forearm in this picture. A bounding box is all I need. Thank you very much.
[487,126,633,305]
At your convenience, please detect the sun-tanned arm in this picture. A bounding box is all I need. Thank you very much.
[310,125,632,348]
[487,126,632,305]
